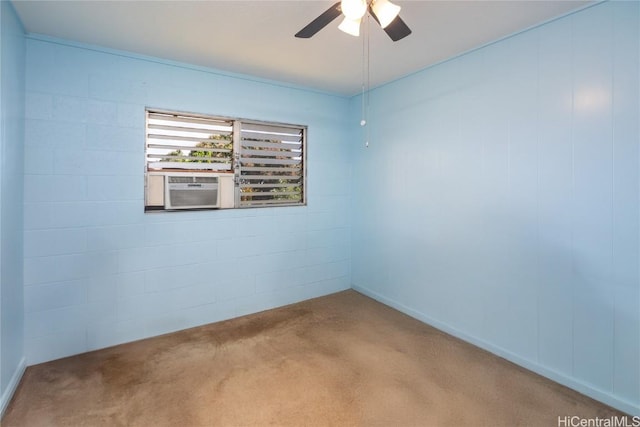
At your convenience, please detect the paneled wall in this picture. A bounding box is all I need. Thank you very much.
[23,38,351,364]
[0,0,25,416]
[351,1,639,415]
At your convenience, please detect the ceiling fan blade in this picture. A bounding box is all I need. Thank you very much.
[384,16,412,41]
[369,8,412,42]
[295,2,342,38]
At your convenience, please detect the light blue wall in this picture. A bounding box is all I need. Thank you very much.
[23,37,351,364]
[0,0,25,416]
[10,0,640,417]
[351,1,639,416]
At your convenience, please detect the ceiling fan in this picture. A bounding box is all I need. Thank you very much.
[295,0,411,42]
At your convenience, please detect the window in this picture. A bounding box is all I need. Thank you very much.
[144,109,306,211]
[239,122,304,207]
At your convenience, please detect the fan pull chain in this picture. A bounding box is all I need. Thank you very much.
[366,14,370,147]
[361,13,371,148]
[361,16,366,129]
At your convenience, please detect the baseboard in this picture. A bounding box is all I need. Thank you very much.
[352,285,640,417]
[0,357,26,419]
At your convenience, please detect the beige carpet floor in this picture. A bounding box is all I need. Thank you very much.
[3,290,626,426]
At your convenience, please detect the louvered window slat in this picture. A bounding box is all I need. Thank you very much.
[240,140,302,150]
[241,149,301,158]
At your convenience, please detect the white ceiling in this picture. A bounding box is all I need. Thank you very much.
[12,0,593,96]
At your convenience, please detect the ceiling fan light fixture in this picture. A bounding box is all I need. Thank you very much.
[294,0,411,42]
[338,16,362,36]
[371,0,401,28]
[340,0,367,20]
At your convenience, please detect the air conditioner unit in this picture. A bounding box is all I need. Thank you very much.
[165,174,219,209]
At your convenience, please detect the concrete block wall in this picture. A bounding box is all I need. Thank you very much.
[0,0,26,416]
[23,37,351,364]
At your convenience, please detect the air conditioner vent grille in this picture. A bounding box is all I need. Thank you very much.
[167,176,218,184]
[165,173,220,209]
[168,188,218,208]
[194,177,218,184]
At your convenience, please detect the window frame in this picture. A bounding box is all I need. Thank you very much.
[144,108,307,212]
